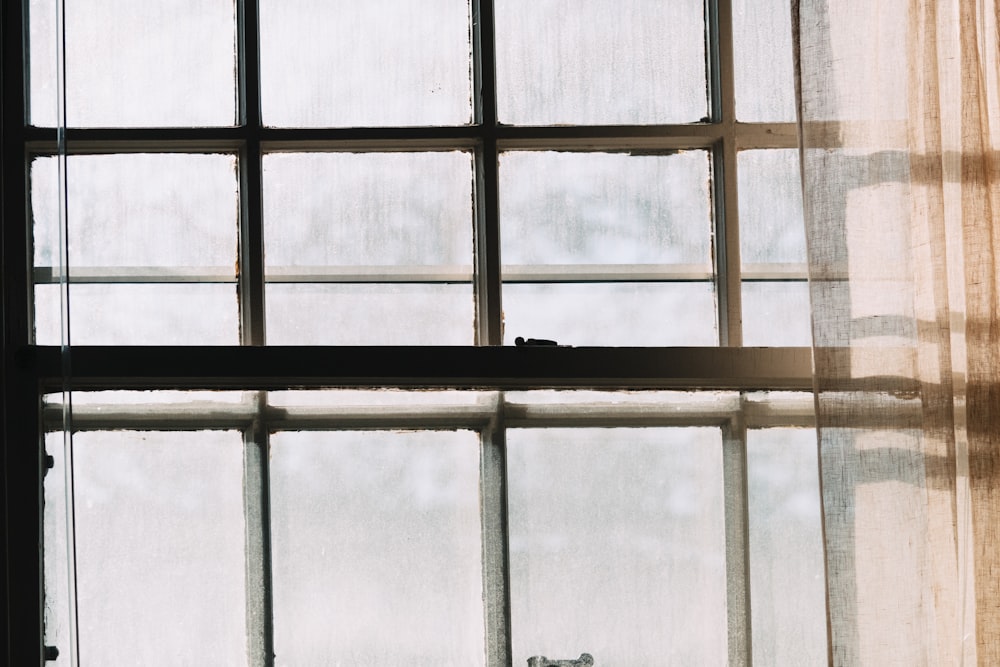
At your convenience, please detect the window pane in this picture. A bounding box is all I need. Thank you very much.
[45,431,247,665]
[264,152,473,345]
[747,428,827,664]
[501,151,712,266]
[43,432,71,654]
[34,284,238,345]
[501,151,716,345]
[31,153,239,345]
[739,150,808,346]
[503,282,717,346]
[734,0,796,121]
[742,281,812,346]
[267,389,487,408]
[496,0,708,124]
[738,150,806,265]
[508,427,727,665]
[266,283,473,345]
[29,0,236,127]
[260,0,472,127]
[264,152,472,268]
[32,154,239,269]
[270,430,484,665]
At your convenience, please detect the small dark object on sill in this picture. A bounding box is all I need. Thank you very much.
[515,336,559,347]
[527,653,594,667]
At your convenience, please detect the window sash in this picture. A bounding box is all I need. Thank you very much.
[39,388,820,665]
[3,0,815,663]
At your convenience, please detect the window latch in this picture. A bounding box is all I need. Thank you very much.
[514,336,560,347]
[527,653,594,667]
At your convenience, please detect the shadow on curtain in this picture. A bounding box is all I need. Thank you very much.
[795,0,999,663]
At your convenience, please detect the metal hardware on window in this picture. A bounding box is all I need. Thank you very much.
[514,337,560,347]
[527,653,594,667]
[43,646,59,661]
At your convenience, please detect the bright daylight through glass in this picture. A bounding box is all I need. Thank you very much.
[24,0,823,665]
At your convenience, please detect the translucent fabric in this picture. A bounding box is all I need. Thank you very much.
[795,0,993,661]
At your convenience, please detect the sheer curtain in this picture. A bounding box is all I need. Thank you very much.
[794,0,999,662]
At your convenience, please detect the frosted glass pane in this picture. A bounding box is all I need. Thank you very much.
[747,429,827,665]
[34,284,238,345]
[29,0,236,127]
[32,154,239,269]
[43,432,71,654]
[260,0,472,127]
[503,283,718,346]
[734,0,796,121]
[264,152,472,269]
[496,0,707,124]
[70,431,246,665]
[45,390,247,406]
[266,284,473,345]
[500,151,713,265]
[267,389,486,407]
[742,282,812,346]
[270,431,484,666]
[738,150,806,264]
[508,428,727,665]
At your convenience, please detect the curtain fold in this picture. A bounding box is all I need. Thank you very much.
[794,0,999,663]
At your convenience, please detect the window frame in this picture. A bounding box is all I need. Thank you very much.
[1,0,814,664]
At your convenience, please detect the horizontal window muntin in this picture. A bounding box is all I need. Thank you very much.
[24,122,801,151]
[43,387,927,433]
[33,263,808,285]
[43,389,817,432]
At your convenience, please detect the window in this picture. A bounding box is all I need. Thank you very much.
[2,0,822,665]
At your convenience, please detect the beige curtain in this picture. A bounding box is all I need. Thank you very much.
[794,0,999,663]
